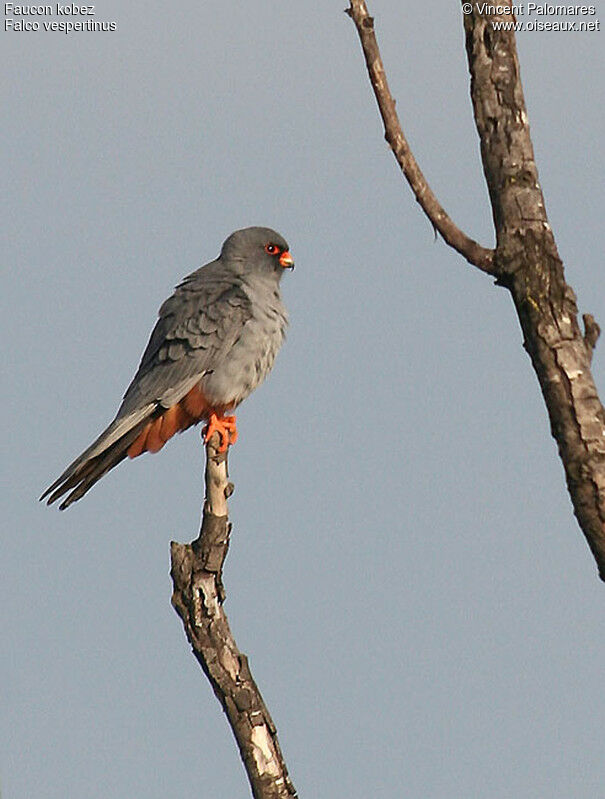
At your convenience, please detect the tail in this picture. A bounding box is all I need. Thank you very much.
[42,384,211,509]
[40,406,155,510]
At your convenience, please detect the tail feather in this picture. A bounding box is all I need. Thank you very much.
[41,408,155,509]
[42,383,210,510]
[53,424,148,509]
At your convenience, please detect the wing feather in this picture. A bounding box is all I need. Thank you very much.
[42,266,253,507]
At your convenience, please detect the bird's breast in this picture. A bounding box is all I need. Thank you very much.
[200,296,288,409]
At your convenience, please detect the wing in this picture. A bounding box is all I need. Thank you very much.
[41,270,253,508]
[117,272,253,417]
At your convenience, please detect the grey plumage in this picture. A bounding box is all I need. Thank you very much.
[42,227,291,509]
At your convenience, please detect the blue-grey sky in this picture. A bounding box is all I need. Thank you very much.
[3,2,605,797]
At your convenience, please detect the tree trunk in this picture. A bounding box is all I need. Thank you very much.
[347,0,605,579]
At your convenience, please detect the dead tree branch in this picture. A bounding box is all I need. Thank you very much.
[345,0,495,273]
[347,0,605,579]
[170,434,297,799]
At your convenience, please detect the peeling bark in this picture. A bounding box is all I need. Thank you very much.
[348,0,605,579]
[464,5,605,578]
[170,434,297,798]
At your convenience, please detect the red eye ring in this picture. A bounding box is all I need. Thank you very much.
[264,243,281,255]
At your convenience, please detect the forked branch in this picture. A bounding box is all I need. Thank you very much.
[347,0,605,578]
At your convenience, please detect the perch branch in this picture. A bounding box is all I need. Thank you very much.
[170,434,297,799]
[346,0,495,273]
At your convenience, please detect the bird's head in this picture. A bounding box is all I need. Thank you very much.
[220,227,294,278]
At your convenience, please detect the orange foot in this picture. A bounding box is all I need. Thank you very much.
[202,412,238,453]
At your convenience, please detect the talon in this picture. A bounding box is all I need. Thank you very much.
[202,412,238,452]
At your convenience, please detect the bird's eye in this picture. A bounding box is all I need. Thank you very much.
[264,243,281,255]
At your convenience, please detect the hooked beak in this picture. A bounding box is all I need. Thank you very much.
[279,250,295,269]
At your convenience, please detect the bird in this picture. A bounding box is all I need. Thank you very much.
[41,226,293,510]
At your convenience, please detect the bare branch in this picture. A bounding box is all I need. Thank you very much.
[346,0,495,273]
[347,0,605,579]
[170,434,297,799]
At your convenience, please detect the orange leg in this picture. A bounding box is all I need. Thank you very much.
[202,412,238,453]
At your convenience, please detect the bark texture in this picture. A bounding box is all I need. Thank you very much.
[348,0,605,578]
[170,434,297,798]
[463,5,605,578]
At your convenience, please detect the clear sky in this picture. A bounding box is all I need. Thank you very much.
[3,2,605,797]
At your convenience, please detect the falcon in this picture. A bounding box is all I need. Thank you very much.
[42,226,293,509]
